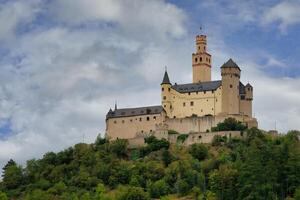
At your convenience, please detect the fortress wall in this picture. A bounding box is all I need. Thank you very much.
[106,113,162,140]
[184,131,242,145]
[128,136,145,148]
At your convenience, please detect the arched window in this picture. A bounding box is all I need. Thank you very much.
[200,57,202,62]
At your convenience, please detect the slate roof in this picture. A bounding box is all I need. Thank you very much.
[106,105,163,119]
[161,70,171,85]
[171,80,222,93]
[221,58,241,70]
[239,82,246,95]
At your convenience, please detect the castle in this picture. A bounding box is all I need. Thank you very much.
[105,35,258,141]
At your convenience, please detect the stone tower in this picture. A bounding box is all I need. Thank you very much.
[221,59,241,115]
[161,70,172,115]
[192,35,212,83]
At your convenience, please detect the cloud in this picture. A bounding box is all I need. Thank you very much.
[0,0,188,172]
[0,0,40,41]
[49,0,187,39]
[262,1,300,32]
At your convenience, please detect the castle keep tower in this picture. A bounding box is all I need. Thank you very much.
[192,35,212,83]
[221,59,241,115]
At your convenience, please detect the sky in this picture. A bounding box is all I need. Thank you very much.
[0,0,300,170]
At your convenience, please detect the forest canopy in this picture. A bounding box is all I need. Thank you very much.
[0,128,299,200]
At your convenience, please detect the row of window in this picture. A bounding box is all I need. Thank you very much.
[113,116,157,124]
[194,57,211,63]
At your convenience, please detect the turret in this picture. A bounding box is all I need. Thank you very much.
[245,83,253,100]
[161,70,172,116]
[221,59,241,115]
[192,35,212,83]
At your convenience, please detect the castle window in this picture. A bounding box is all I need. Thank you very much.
[188,92,191,95]
[212,108,214,111]
[196,92,198,95]
[241,95,245,100]
[204,91,206,94]
[200,57,202,62]
[150,130,153,132]
[195,58,198,62]
[162,88,164,91]
[153,116,156,120]
[139,118,142,121]
[122,120,125,123]
[168,88,171,92]
[170,105,172,109]
[201,109,203,112]
[147,117,150,121]
[212,90,214,94]
[130,119,133,122]
[183,102,186,107]
[190,101,194,106]
[230,84,233,88]
[248,88,250,91]
[141,130,144,133]
[216,99,218,102]
[163,96,166,100]
[114,121,117,124]
[206,58,208,62]
[199,135,202,139]
[164,105,166,108]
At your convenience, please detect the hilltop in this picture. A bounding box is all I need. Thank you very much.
[0,127,299,200]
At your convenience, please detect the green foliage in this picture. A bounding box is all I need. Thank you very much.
[188,143,208,161]
[212,135,227,146]
[0,192,8,200]
[115,186,150,200]
[141,136,170,156]
[211,117,247,132]
[110,139,128,158]
[0,129,299,200]
[168,130,179,135]
[148,179,169,198]
[177,134,189,143]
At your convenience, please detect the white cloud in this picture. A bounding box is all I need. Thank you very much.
[262,1,300,32]
[0,0,40,41]
[49,0,187,39]
[0,0,187,172]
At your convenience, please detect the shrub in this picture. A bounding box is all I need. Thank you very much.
[188,144,208,161]
[110,139,128,158]
[116,186,150,200]
[212,135,227,146]
[168,130,179,135]
[211,118,247,132]
[177,134,189,143]
[148,179,169,198]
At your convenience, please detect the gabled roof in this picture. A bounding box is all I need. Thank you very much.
[106,105,163,119]
[221,58,241,71]
[172,80,222,93]
[161,70,171,85]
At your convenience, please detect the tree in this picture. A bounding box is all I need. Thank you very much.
[148,179,169,198]
[2,160,23,190]
[110,139,128,158]
[0,192,8,200]
[189,144,208,161]
[162,150,172,167]
[115,186,150,200]
[211,118,247,132]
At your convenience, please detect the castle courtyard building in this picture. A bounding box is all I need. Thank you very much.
[106,35,257,140]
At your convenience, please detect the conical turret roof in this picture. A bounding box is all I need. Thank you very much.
[221,58,240,70]
[161,70,171,85]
